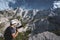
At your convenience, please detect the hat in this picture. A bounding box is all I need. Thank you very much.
[10,19,19,24]
[10,19,22,26]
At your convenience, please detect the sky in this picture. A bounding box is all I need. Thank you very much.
[0,0,60,10]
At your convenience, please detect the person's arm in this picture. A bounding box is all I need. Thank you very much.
[11,29,19,39]
[12,31,18,39]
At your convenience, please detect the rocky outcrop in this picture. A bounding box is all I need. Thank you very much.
[29,31,60,40]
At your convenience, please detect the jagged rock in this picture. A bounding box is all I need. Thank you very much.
[29,31,60,40]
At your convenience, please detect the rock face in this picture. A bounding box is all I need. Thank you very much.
[29,31,60,40]
[0,8,60,40]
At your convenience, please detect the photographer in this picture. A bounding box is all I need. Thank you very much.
[4,19,22,40]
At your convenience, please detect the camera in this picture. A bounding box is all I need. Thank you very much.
[16,25,23,29]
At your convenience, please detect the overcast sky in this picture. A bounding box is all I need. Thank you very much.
[0,0,60,10]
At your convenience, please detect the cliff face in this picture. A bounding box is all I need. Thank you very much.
[0,8,60,40]
[29,31,60,40]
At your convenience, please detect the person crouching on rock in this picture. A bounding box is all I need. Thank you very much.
[4,19,22,40]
